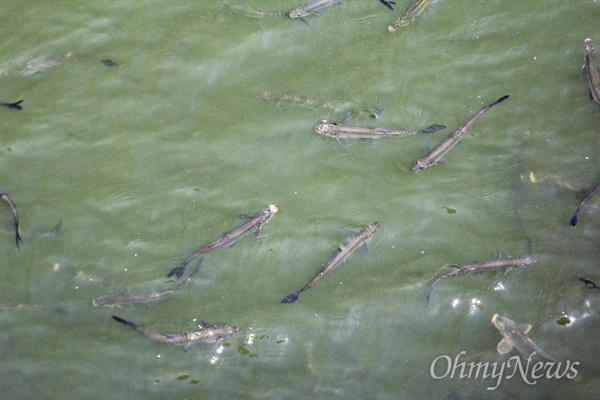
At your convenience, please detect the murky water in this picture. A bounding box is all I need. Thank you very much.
[1,1,599,399]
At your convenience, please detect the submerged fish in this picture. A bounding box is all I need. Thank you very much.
[281,222,380,304]
[258,92,348,114]
[0,100,24,110]
[387,0,433,32]
[222,1,287,19]
[492,314,556,363]
[315,120,445,148]
[582,38,600,106]
[0,189,23,250]
[111,315,240,351]
[412,95,509,171]
[93,258,204,308]
[4,51,117,76]
[289,0,341,19]
[167,204,278,279]
[425,251,537,306]
[569,180,600,226]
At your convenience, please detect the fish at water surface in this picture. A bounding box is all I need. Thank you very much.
[93,258,204,308]
[281,222,380,304]
[2,52,117,77]
[492,314,556,363]
[388,0,434,32]
[0,189,23,250]
[412,95,509,171]
[167,204,278,279]
[315,120,445,148]
[111,315,240,351]
[582,38,600,107]
[289,0,341,19]
[425,252,537,306]
[0,100,24,110]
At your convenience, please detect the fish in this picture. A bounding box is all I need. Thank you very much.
[93,258,204,308]
[5,51,117,76]
[0,189,23,250]
[257,92,347,114]
[387,0,433,32]
[222,1,287,19]
[569,180,600,226]
[281,222,380,303]
[425,251,537,306]
[289,0,341,19]
[582,38,600,106]
[111,315,240,351]
[167,204,278,279]
[412,95,509,171]
[0,100,24,110]
[579,277,600,290]
[315,120,445,148]
[491,314,557,363]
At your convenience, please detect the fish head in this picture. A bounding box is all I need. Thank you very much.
[266,204,279,216]
[585,38,595,54]
[289,7,306,19]
[412,159,429,171]
[314,121,332,135]
[521,256,538,267]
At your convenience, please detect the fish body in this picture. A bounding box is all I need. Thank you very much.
[93,258,204,308]
[0,189,23,250]
[0,100,24,110]
[289,0,340,19]
[258,92,346,114]
[412,95,509,171]
[492,314,556,363]
[5,52,117,76]
[426,253,537,306]
[582,38,600,106]
[111,315,240,351]
[388,0,433,32]
[570,181,600,226]
[281,222,380,303]
[315,120,445,147]
[167,204,278,279]
[222,1,287,19]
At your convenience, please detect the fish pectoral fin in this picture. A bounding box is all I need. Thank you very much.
[337,137,349,149]
[360,138,374,145]
[519,324,532,333]
[497,338,513,354]
[360,242,369,258]
[494,250,511,260]
[581,64,587,80]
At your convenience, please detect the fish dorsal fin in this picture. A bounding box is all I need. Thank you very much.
[497,338,513,354]
[494,250,511,260]
[520,324,532,333]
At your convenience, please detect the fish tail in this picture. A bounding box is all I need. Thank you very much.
[281,291,300,303]
[167,264,186,279]
[490,95,510,107]
[8,100,24,110]
[425,286,434,307]
[420,124,446,134]
[570,212,579,226]
[112,315,138,329]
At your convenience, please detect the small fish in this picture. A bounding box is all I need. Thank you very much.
[387,0,433,32]
[425,252,537,306]
[579,277,600,290]
[0,100,24,110]
[258,92,347,114]
[6,51,117,76]
[412,95,509,171]
[167,204,278,279]
[93,258,204,308]
[111,315,240,351]
[281,222,380,303]
[569,181,600,226]
[0,189,23,250]
[492,314,557,363]
[315,120,445,148]
[582,38,600,106]
[222,1,287,19]
[289,0,341,19]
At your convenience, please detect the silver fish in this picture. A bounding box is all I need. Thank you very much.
[582,38,600,106]
[570,180,600,226]
[315,120,445,148]
[289,0,340,19]
[167,204,278,279]
[426,252,537,306]
[93,258,204,308]
[412,95,509,171]
[281,222,380,303]
[492,314,556,363]
[0,189,23,250]
[111,315,240,351]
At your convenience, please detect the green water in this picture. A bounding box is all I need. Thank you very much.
[1,1,599,399]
